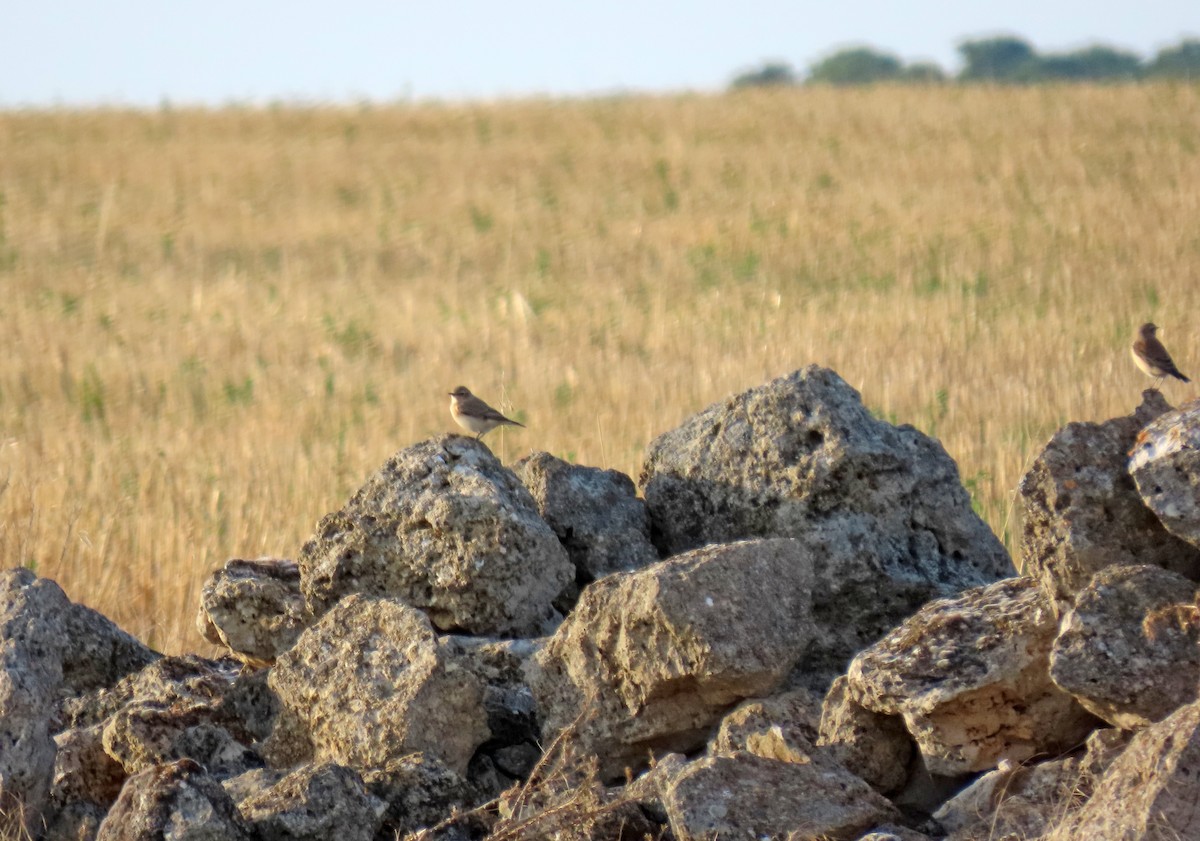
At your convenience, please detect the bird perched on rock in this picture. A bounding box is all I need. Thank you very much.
[1131,322,1190,389]
[448,386,525,440]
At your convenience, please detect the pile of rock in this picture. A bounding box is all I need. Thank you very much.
[3,366,1198,841]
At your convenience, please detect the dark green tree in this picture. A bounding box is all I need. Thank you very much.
[807,47,903,85]
[1146,39,1200,79]
[1036,46,1142,81]
[730,61,797,89]
[958,36,1038,81]
[900,62,948,83]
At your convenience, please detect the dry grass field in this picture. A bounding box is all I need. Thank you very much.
[1,85,1198,654]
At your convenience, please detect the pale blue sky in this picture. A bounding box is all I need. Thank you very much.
[3,1,1196,106]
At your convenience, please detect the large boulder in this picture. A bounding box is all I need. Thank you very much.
[1050,564,1200,727]
[529,538,814,778]
[196,558,308,667]
[848,577,1096,776]
[298,436,573,637]
[95,759,251,841]
[264,595,488,776]
[513,451,660,582]
[639,367,1012,684]
[817,675,913,795]
[1019,391,1200,612]
[1129,397,1200,549]
[238,761,384,841]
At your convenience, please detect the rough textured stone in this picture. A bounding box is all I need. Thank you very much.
[239,761,384,841]
[52,723,127,807]
[298,435,573,637]
[436,635,539,749]
[933,755,1088,840]
[1130,398,1200,549]
[264,595,488,775]
[196,558,307,667]
[1050,564,1200,728]
[102,700,260,777]
[95,758,251,841]
[361,753,481,839]
[817,675,913,794]
[1043,698,1200,840]
[849,577,1096,776]
[513,451,660,582]
[640,367,1012,686]
[1019,391,1200,612]
[529,538,814,778]
[854,828,932,841]
[709,687,823,758]
[661,752,897,841]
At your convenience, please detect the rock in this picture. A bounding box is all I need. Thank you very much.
[513,451,660,582]
[639,367,1012,686]
[361,753,482,839]
[709,687,823,758]
[933,755,1086,840]
[817,676,913,794]
[1019,391,1200,612]
[660,752,897,841]
[1129,397,1200,549]
[1050,564,1200,728]
[196,558,307,667]
[238,761,385,841]
[95,758,251,841]
[436,635,539,748]
[52,723,127,807]
[529,538,815,778]
[854,828,933,841]
[298,436,573,637]
[1043,698,1200,840]
[848,577,1096,776]
[101,700,260,778]
[264,595,488,776]
[41,799,109,841]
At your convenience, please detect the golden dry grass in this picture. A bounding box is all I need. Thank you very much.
[2,85,1198,653]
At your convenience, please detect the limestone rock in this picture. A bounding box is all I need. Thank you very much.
[709,687,823,758]
[1129,397,1200,549]
[52,723,127,807]
[849,577,1096,776]
[1050,564,1200,728]
[196,558,307,666]
[854,828,933,841]
[661,752,897,841]
[95,758,251,841]
[513,451,660,582]
[1043,698,1200,840]
[1019,391,1200,612]
[933,755,1088,840]
[437,635,539,748]
[299,435,573,637]
[529,538,815,778]
[640,367,1011,685]
[238,761,385,841]
[264,595,488,776]
[817,675,913,794]
[361,753,482,839]
[101,700,260,778]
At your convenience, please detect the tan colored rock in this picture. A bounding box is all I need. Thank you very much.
[298,436,573,637]
[1044,698,1200,840]
[264,595,488,776]
[529,538,815,778]
[1018,391,1200,613]
[52,723,127,807]
[709,687,822,758]
[1129,397,1200,549]
[1050,564,1200,728]
[362,753,482,839]
[817,675,912,794]
[95,758,251,841]
[239,761,385,841]
[933,756,1087,840]
[196,557,307,666]
[101,700,258,777]
[849,577,1096,775]
[661,752,897,841]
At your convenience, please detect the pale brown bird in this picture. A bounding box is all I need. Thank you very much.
[448,386,525,439]
[1131,322,1190,388]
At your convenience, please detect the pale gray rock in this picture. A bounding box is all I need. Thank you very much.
[1043,698,1200,840]
[513,451,660,582]
[101,700,260,778]
[855,828,933,841]
[196,558,307,667]
[817,675,913,794]
[1129,397,1200,549]
[640,367,1012,686]
[238,761,385,841]
[709,687,823,758]
[849,577,1096,776]
[264,595,488,776]
[1050,564,1200,728]
[52,723,127,807]
[1019,391,1200,612]
[95,758,251,841]
[436,635,539,748]
[299,435,573,637]
[529,538,815,778]
[661,752,897,841]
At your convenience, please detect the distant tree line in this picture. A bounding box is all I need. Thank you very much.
[731,36,1200,88]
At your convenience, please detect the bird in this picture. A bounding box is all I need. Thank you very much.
[448,386,525,440]
[1131,322,1190,389]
